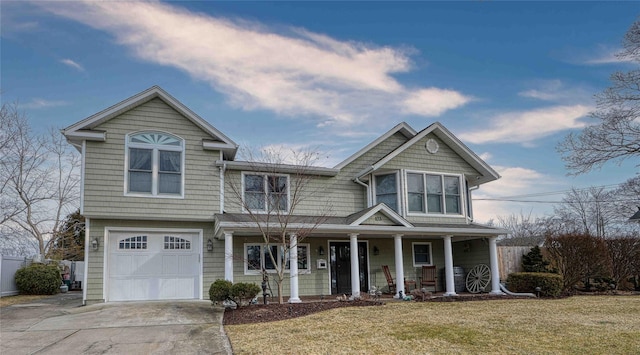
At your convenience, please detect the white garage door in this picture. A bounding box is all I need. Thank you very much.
[108,231,200,301]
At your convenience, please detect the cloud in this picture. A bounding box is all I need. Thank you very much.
[22,98,68,109]
[36,1,470,134]
[60,58,84,71]
[458,104,592,145]
[518,80,593,104]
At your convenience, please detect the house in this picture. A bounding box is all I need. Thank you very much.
[63,86,508,305]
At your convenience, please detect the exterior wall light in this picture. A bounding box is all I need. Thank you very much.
[318,246,324,256]
[207,239,214,252]
[91,238,99,251]
[373,246,380,256]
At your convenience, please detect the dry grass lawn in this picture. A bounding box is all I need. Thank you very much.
[225,296,640,354]
[0,294,49,308]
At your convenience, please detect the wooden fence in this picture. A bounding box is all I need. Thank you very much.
[497,246,532,281]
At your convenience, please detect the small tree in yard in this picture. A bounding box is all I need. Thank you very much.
[522,246,552,273]
[545,233,611,292]
[46,210,85,261]
[225,147,333,304]
[605,236,640,290]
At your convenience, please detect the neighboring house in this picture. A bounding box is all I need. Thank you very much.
[63,86,508,305]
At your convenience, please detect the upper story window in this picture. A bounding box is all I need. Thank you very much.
[125,132,184,197]
[406,172,462,215]
[374,173,398,212]
[243,173,289,212]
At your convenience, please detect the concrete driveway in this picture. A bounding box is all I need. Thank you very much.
[0,292,231,354]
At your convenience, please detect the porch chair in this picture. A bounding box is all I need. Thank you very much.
[420,265,437,292]
[381,265,396,294]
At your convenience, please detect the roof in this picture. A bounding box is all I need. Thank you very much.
[355,122,500,186]
[215,160,339,177]
[62,86,238,159]
[214,209,508,238]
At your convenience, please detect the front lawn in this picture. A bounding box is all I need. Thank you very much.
[225,296,640,354]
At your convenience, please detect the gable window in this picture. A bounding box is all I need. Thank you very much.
[406,172,462,215]
[412,242,433,267]
[375,173,398,212]
[243,174,289,212]
[244,243,310,274]
[126,132,184,197]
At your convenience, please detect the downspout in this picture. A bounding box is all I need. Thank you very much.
[468,184,479,222]
[354,166,374,207]
[219,153,226,214]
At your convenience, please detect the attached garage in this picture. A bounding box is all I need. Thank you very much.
[107,229,202,301]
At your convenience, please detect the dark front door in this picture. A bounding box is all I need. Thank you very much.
[330,242,368,295]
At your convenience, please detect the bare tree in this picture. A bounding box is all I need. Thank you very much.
[225,147,333,304]
[553,187,618,238]
[495,211,545,246]
[558,20,640,174]
[0,102,80,257]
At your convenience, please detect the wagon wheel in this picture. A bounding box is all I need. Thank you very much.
[465,264,491,294]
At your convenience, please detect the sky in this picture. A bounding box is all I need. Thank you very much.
[2,1,638,223]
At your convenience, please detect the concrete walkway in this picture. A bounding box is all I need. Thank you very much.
[0,292,232,354]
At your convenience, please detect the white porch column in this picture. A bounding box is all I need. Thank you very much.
[488,237,504,295]
[289,233,301,303]
[443,235,457,296]
[349,233,361,298]
[224,231,234,282]
[393,234,405,298]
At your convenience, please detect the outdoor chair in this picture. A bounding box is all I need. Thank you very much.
[381,265,396,294]
[420,265,437,292]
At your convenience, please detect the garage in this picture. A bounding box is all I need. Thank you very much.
[107,230,201,301]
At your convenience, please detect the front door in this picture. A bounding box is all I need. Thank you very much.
[330,242,368,295]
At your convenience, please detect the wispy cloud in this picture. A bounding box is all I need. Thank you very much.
[459,104,592,145]
[22,98,68,109]
[37,1,470,134]
[60,58,84,72]
[518,79,593,103]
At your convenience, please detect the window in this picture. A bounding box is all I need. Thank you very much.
[412,242,433,266]
[406,172,462,215]
[375,173,398,211]
[244,243,310,274]
[243,174,289,212]
[126,132,184,197]
[164,236,191,250]
[119,235,147,250]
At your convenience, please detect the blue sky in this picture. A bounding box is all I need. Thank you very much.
[2,1,638,222]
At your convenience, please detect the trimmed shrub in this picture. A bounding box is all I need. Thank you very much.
[507,272,563,297]
[209,279,232,304]
[15,263,61,295]
[231,282,261,306]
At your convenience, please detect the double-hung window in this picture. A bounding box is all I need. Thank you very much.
[375,173,399,212]
[412,242,433,266]
[406,172,462,215]
[243,174,289,212]
[244,243,310,274]
[126,132,184,197]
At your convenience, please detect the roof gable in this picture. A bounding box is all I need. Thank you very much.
[347,203,413,227]
[62,86,238,159]
[360,122,500,186]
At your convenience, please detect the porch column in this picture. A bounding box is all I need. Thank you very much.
[488,237,504,295]
[393,234,404,298]
[224,231,233,282]
[349,233,361,298]
[443,235,457,296]
[289,233,301,303]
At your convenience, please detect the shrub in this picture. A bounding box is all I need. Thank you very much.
[522,246,552,273]
[209,279,232,304]
[507,272,563,297]
[15,263,61,295]
[209,280,261,307]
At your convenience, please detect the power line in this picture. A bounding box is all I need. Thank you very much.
[476,183,624,201]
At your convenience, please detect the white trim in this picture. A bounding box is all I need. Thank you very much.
[103,227,204,302]
[123,131,185,198]
[82,218,90,305]
[219,152,225,214]
[80,141,86,215]
[411,242,434,267]
[218,160,339,176]
[241,172,290,214]
[349,203,413,228]
[334,122,416,169]
[64,130,106,141]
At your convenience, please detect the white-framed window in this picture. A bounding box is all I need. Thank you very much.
[406,171,463,215]
[374,172,399,212]
[412,242,433,267]
[119,235,147,250]
[244,243,310,274]
[164,236,191,250]
[242,173,289,212]
[125,131,184,197]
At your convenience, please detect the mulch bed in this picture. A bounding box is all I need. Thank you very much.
[223,300,384,325]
